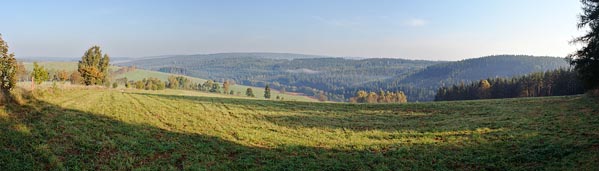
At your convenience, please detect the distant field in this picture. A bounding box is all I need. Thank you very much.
[22,62,78,72]
[114,69,316,102]
[1,88,597,170]
[22,62,316,102]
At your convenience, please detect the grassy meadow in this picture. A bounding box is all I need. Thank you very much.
[1,86,598,170]
[23,62,317,102]
[114,69,315,102]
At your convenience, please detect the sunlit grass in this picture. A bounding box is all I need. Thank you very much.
[1,87,598,170]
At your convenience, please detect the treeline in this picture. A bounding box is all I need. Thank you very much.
[26,62,90,86]
[166,75,195,90]
[17,62,83,84]
[434,68,585,101]
[349,90,407,104]
[164,75,237,94]
[112,66,136,75]
[126,78,166,90]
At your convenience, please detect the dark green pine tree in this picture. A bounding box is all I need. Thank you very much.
[570,0,599,90]
[264,85,271,99]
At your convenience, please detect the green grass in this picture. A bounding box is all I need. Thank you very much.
[1,87,598,170]
[115,69,203,82]
[114,69,315,102]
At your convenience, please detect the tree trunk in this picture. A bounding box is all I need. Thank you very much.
[2,89,11,104]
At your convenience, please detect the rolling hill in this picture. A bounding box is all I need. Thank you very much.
[22,62,317,102]
[1,87,597,170]
[118,53,570,102]
[396,55,570,87]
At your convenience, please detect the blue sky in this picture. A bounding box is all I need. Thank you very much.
[2,0,583,60]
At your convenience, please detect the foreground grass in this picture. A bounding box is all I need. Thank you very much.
[1,88,598,170]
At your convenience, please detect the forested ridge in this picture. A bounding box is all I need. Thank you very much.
[434,68,584,101]
[119,53,570,102]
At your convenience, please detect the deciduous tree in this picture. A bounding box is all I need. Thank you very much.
[32,62,49,85]
[70,71,82,84]
[167,75,179,89]
[0,34,18,98]
[223,81,230,94]
[246,88,255,97]
[318,92,328,102]
[57,70,69,82]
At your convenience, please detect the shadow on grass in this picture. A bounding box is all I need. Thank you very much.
[0,91,597,170]
[128,92,523,132]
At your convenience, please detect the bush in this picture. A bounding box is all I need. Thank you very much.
[112,82,118,88]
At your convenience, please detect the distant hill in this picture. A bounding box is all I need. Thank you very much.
[132,52,337,62]
[397,55,569,87]
[118,53,571,102]
[118,53,442,101]
[18,57,135,63]
[360,55,570,101]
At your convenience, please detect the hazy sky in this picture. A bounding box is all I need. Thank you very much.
[2,0,584,60]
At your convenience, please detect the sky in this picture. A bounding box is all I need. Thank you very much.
[1,0,584,60]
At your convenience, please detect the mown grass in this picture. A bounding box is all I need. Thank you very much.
[1,88,598,170]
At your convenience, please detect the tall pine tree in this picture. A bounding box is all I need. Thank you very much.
[264,85,271,99]
[570,0,599,90]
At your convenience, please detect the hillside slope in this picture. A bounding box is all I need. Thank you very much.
[23,62,317,102]
[119,55,440,88]
[1,88,597,170]
[119,53,569,102]
[117,53,443,101]
[396,55,570,87]
[356,55,570,101]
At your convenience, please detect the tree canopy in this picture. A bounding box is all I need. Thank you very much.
[246,88,255,97]
[0,34,18,96]
[78,46,110,85]
[31,62,49,85]
[264,85,271,99]
[570,0,599,89]
[435,69,584,101]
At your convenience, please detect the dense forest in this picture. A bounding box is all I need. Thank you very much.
[434,68,585,101]
[119,53,570,102]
